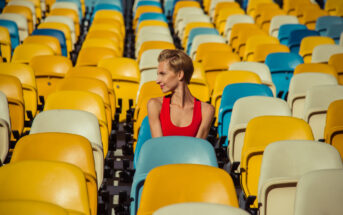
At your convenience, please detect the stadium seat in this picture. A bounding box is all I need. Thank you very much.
[189,62,210,102]
[265,52,303,99]
[11,133,97,215]
[44,90,109,157]
[223,14,251,41]
[294,63,338,80]
[0,13,29,42]
[0,74,24,142]
[137,164,238,214]
[240,116,314,208]
[195,43,231,63]
[325,99,343,158]
[325,23,343,44]
[133,6,162,29]
[300,6,328,30]
[153,202,250,215]
[30,55,72,108]
[49,8,80,37]
[229,23,259,53]
[186,27,218,54]
[135,34,173,58]
[212,2,240,25]
[211,71,262,125]
[31,29,68,57]
[328,53,343,84]
[176,14,211,39]
[0,200,69,215]
[278,24,307,45]
[190,34,225,59]
[0,20,20,53]
[3,5,33,34]
[294,169,343,215]
[303,85,343,140]
[244,34,279,61]
[299,36,335,63]
[0,91,10,164]
[315,15,343,36]
[137,41,175,62]
[258,140,342,215]
[7,0,37,25]
[24,35,62,56]
[269,15,299,37]
[228,96,291,169]
[0,63,37,122]
[0,26,11,62]
[76,47,119,66]
[11,43,54,64]
[287,29,320,53]
[311,44,343,63]
[133,116,151,168]
[325,0,343,15]
[253,43,290,62]
[288,72,338,119]
[0,160,90,215]
[131,136,218,215]
[30,109,104,187]
[82,38,121,57]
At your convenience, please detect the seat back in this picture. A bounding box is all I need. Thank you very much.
[241,116,314,207]
[311,44,343,63]
[253,44,290,62]
[0,200,69,215]
[0,160,90,215]
[288,72,338,118]
[315,15,343,36]
[228,96,291,165]
[0,13,28,42]
[287,29,320,53]
[0,19,20,52]
[244,34,279,61]
[30,109,104,186]
[303,85,343,140]
[3,6,33,34]
[299,36,335,63]
[329,53,343,84]
[258,140,343,215]
[11,132,97,215]
[24,35,62,56]
[0,26,12,62]
[269,15,299,37]
[137,164,237,215]
[278,24,307,45]
[294,169,343,215]
[12,43,54,64]
[31,28,67,57]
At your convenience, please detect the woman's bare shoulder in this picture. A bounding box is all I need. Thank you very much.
[200,101,215,117]
[147,97,163,110]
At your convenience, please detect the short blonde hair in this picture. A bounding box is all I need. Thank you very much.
[158,49,194,84]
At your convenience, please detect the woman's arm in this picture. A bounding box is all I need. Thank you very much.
[147,97,163,138]
[196,102,215,139]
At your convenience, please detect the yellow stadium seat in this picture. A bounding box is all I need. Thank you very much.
[283,0,311,15]
[3,5,34,34]
[137,164,238,215]
[244,34,279,61]
[247,0,273,15]
[66,66,116,121]
[89,23,122,41]
[325,0,343,15]
[57,77,112,133]
[0,74,24,142]
[11,133,97,215]
[213,2,240,26]
[189,62,210,102]
[93,10,124,26]
[0,63,37,122]
[44,90,109,157]
[216,7,245,35]
[134,6,163,30]
[11,43,54,64]
[92,19,125,39]
[299,36,335,63]
[236,27,267,58]
[240,116,314,207]
[195,43,232,62]
[50,8,80,37]
[82,38,121,56]
[294,63,338,80]
[173,1,201,23]
[201,51,241,91]
[211,71,262,125]
[325,99,343,159]
[137,41,175,63]
[229,23,260,53]
[98,57,140,122]
[328,53,343,85]
[252,44,290,62]
[0,26,11,62]
[30,55,72,108]
[300,7,328,30]
[85,30,123,54]
[253,3,285,31]
[0,200,69,215]
[0,160,90,215]
[38,22,73,55]
[182,22,214,48]
[76,47,119,66]
[23,35,62,56]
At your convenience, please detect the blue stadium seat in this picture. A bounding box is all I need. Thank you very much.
[130,136,218,215]
[325,23,343,44]
[137,12,167,26]
[287,29,319,53]
[32,29,68,57]
[93,3,122,14]
[133,116,151,169]
[56,0,83,22]
[265,52,304,99]
[95,0,122,9]
[278,24,307,45]
[136,1,161,9]
[217,83,273,146]
[0,19,20,52]
[315,16,343,36]
[186,27,218,55]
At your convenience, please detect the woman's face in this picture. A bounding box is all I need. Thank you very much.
[156,60,181,93]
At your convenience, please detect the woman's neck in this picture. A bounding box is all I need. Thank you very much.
[170,82,193,108]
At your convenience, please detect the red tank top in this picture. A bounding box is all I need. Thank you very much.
[160,95,202,137]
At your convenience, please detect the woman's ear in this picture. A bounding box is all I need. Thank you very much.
[178,70,185,82]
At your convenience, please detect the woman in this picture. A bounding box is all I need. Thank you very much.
[147,49,214,139]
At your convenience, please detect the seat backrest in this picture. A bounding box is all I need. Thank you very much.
[329,53,343,84]
[294,169,343,215]
[137,164,237,215]
[153,202,250,215]
[315,15,343,35]
[241,116,314,207]
[244,34,279,61]
[269,15,299,37]
[0,19,20,51]
[299,36,335,63]
[195,43,231,63]
[265,52,303,73]
[31,28,67,57]
[0,160,90,215]
[12,43,54,64]
[253,44,290,62]
[311,44,343,63]
[258,140,343,215]
[325,99,343,158]
[133,116,151,168]
[287,29,320,53]
[303,85,343,140]
[294,63,338,79]
[24,35,62,56]
[288,72,338,118]
[278,24,307,45]
[186,27,218,53]
[228,96,291,164]
[0,13,28,42]
[136,35,172,57]
[137,41,175,61]
[76,47,118,66]
[0,200,69,215]
[139,49,163,72]
[325,23,343,43]
[0,26,12,62]
[44,15,76,45]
